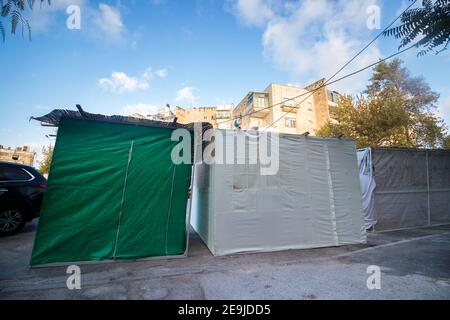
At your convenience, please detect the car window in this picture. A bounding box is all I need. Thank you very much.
[0,166,32,181]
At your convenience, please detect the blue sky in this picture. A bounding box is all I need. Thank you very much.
[1,0,449,159]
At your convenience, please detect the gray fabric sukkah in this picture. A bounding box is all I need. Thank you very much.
[357,147,450,232]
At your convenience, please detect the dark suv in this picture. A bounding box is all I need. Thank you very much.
[0,162,46,236]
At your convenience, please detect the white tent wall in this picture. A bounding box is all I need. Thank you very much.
[191,130,366,256]
[357,148,377,230]
[367,148,450,232]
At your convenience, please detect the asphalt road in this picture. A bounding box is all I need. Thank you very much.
[1,221,449,299]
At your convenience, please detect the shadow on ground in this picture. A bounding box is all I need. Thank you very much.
[1,221,449,299]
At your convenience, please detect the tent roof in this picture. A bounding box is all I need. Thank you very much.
[31,105,211,130]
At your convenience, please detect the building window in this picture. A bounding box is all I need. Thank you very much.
[257,96,265,108]
[328,91,340,104]
[247,93,254,106]
[285,117,296,128]
[215,110,230,119]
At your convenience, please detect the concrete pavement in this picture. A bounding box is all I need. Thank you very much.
[0,221,449,299]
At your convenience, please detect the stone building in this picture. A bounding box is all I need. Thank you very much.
[0,145,35,166]
[140,106,233,128]
[232,80,340,134]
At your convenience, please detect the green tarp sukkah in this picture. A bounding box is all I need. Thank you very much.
[30,107,196,266]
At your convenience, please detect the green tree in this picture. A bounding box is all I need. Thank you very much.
[0,0,51,42]
[317,91,411,148]
[317,59,448,148]
[39,145,53,175]
[366,59,439,113]
[444,135,450,149]
[384,0,450,56]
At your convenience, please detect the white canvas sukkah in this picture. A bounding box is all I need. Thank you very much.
[191,130,366,256]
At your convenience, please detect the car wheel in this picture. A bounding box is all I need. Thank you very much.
[0,207,26,237]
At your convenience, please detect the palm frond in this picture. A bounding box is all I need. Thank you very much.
[384,0,450,56]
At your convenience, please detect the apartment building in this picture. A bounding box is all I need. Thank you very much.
[177,107,217,124]
[142,106,233,128]
[232,79,340,135]
[214,107,233,129]
[130,80,339,133]
[0,145,35,166]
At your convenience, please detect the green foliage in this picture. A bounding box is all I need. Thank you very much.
[316,93,412,149]
[443,135,450,149]
[317,59,448,149]
[366,59,440,113]
[39,145,53,175]
[384,0,450,56]
[0,0,51,42]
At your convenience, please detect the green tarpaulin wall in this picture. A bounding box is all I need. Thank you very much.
[31,118,193,266]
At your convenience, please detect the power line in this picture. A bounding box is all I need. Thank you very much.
[263,0,418,131]
[262,44,416,131]
[217,0,417,128]
[217,43,415,128]
[323,0,417,90]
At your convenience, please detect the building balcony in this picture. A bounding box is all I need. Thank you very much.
[244,92,270,118]
[280,100,300,113]
[215,111,231,120]
[246,105,270,118]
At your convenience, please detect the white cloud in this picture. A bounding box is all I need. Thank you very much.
[122,103,160,116]
[155,68,168,78]
[143,67,168,80]
[175,86,198,105]
[98,66,168,94]
[93,3,125,44]
[26,0,85,33]
[98,72,150,93]
[231,0,275,27]
[230,0,382,93]
[26,1,126,45]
